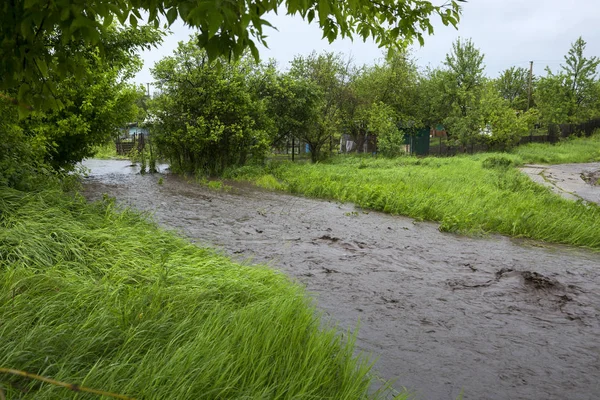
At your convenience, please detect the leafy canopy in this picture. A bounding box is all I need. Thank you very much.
[0,23,155,180]
[495,66,531,112]
[288,52,351,162]
[1,0,464,108]
[150,41,273,175]
[433,37,486,144]
[536,37,600,123]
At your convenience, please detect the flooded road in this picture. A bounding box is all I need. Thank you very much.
[520,162,600,204]
[82,159,600,400]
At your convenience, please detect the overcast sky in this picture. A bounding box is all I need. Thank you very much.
[132,0,600,85]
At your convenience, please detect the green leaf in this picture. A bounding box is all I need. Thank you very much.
[17,104,31,119]
[20,19,32,38]
[207,12,223,38]
[166,7,178,25]
[71,14,92,30]
[317,1,330,24]
[241,14,251,29]
[18,83,30,103]
[102,13,114,28]
[248,41,260,62]
[36,59,48,77]
[129,14,138,28]
[61,7,70,21]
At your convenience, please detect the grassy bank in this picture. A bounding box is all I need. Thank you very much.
[226,154,600,249]
[0,185,394,399]
[512,133,600,164]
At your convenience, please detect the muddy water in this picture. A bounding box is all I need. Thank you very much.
[82,159,600,400]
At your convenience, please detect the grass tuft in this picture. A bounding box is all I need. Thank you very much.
[255,174,287,191]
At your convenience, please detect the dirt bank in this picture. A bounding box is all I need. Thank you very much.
[82,159,600,400]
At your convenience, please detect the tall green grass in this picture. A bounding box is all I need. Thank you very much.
[512,132,600,164]
[0,186,397,399]
[227,154,600,249]
[92,142,128,160]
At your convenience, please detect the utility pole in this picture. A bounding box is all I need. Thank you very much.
[146,82,150,97]
[527,61,533,111]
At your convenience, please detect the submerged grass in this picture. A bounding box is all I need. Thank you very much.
[227,154,600,249]
[0,186,396,399]
[512,132,600,164]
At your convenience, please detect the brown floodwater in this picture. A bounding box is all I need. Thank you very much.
[82,159,600,400]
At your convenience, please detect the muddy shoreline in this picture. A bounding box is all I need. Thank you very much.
[82,159,600,400]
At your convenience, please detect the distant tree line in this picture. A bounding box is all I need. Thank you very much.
[1,0,597,182]
[148,35,600,174]
[1,0,463,185]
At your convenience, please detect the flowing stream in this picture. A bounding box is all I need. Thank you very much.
[82,159,600,400]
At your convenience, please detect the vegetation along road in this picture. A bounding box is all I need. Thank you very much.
[83,158,600,400]
[5,0,600,398]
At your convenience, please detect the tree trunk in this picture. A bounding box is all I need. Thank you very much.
[309,144,319,163]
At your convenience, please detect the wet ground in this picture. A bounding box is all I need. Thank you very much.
[82,159,600,400]
[520,163,600,204]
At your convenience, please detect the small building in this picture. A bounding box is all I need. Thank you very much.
[430,124,447,138]
[120,122,148,140]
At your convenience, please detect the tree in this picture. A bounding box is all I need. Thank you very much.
[1,24,158,171]
[289,52,350,162]
[536,37,600,124]
[364,101,403,156]
[535,72,573,124]
[1,0,463,110]
[348,53,420,151]
[495,66,531,112]
[150,41,272,175]
[475,81,532,150]
[418,67,455,129]
[443,37,485,117]
[561,37,600,120]
[376,54,421,121]
[266,73,321,155]
[23,56,146,169]
[440,38,486,146]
